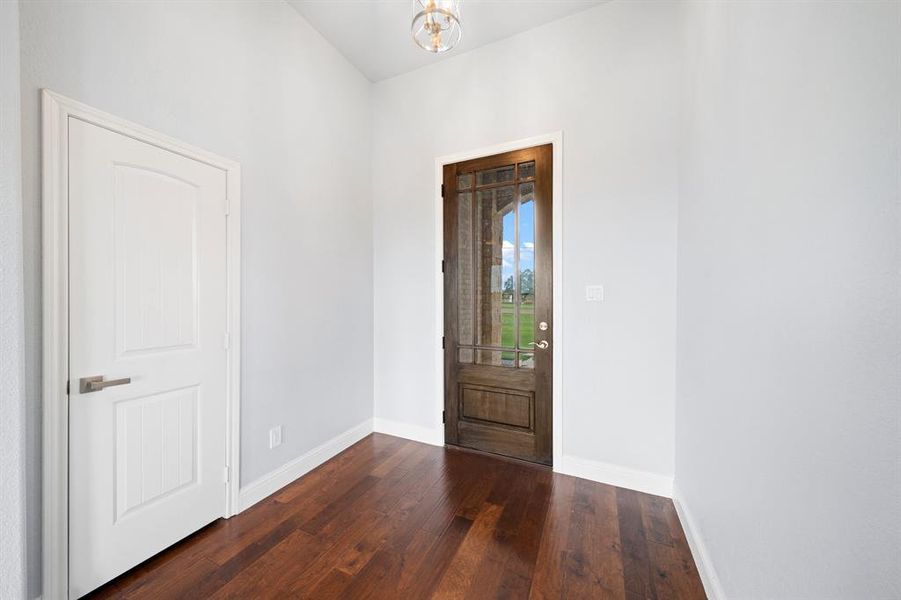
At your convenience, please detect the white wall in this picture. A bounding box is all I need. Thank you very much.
[1,1,28,597]
[18,1,373,595]
[675,1,901,598]
[372,1,680,483]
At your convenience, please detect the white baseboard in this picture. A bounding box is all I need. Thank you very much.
[672,483,726,600]
[370,420,672,499]
[556,454,674,498]
[237,418,373,512]
[373,417,443,447]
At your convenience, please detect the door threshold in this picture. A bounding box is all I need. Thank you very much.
[444,443,553,470]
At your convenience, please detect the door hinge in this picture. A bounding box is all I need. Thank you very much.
[441,183,446,198]
[442,336,446,350]
[223,466,230,483]
[441,259,445,273]
[223,331,230,350]
[442,410,446,424]
[225,193,230,216]
[66,380,70,395]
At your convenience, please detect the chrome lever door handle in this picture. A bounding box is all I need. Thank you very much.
[529,340,549,350]
[79,375,132,393]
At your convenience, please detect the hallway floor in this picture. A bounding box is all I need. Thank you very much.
[86,433,705,599]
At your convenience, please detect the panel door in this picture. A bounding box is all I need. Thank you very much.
[444,144,553,465]
[68,118,228,597]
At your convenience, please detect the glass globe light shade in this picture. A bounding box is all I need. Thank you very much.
[412,0,463,54]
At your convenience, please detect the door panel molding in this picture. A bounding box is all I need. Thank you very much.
[433,132,563,468]
[41,90,242,599]
[459,384,534,430]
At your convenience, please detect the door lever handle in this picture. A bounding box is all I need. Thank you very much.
[79,375,132,393]
[529,340,549,350]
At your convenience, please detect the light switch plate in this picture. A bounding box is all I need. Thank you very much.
[585,285,604,302]
[269,425,283,449]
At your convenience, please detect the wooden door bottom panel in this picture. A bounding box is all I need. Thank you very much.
[456,420,549,466]
[459,385,534,430]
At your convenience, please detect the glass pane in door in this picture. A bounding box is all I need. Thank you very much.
[475,186,516,363]
[454,158,545,370]
[476,164,515,187]
[475,349,516,368]
[457,192,474,347]
[518,183,536,349]
[518,161,535,180]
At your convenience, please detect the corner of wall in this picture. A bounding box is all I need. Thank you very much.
[372,418,443,447]
[238,418,374,512]
[672,483,726,600]
[558,455,674,498]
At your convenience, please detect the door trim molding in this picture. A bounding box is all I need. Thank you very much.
[41,90,243,599]
[434,131,564,469]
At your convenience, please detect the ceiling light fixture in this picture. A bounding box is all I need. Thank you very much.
[412,0,462,54]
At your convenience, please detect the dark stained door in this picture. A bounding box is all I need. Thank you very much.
[443,144,553,465]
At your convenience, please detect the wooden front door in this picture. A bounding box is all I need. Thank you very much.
[443,144,553,465]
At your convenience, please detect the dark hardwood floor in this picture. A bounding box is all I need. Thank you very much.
[85,433,706,599]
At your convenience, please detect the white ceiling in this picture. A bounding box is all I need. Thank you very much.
[288,0,606,82]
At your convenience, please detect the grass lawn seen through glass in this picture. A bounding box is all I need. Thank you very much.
[499,301,535,362]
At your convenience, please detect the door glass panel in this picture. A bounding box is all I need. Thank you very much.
[475,186,515,350]
[476,164,515,187]
[457,192,473,346]
[518,183,535,349]
[476,349,516,368]
[518,161,535,180]
[453,159,544,370]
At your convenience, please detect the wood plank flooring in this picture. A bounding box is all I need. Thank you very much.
[85,434,706,599]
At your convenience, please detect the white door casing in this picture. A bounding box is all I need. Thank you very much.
[42,91,242,599]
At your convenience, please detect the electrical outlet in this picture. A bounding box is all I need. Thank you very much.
[269,425,282,449]
[585,285,604,302]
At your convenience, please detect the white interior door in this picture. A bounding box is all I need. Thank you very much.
[68,117,228,598]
